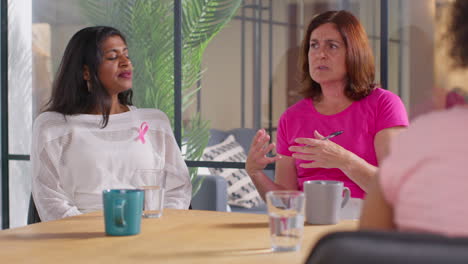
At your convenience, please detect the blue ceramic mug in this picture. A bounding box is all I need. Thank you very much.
[102,189,144,236]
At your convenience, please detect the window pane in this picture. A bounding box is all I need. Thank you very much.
[9,160,31,228]
[6,0,32,229]
[8,0,32,155]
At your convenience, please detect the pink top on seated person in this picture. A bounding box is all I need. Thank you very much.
[276,88,409,199]
[380,106,468,237]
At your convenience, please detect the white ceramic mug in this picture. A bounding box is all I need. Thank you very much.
[303,180,350,225]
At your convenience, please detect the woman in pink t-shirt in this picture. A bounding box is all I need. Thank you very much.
[245,10,408,217]
[360,0,468,237]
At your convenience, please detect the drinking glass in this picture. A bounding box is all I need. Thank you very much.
[266,190,305,252]
[133,169,167,218]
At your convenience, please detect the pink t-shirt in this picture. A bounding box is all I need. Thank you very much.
[277,88,408,198]
[380,107,468,237]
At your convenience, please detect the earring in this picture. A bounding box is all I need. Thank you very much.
[87,81,91,92]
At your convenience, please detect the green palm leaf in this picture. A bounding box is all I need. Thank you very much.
[183,0,242,49]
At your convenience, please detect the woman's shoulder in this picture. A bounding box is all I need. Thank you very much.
[32,112,72,146]
[360,87,406,113]
[365,87,401,102]
[282,98,311,117]
[35,111,65,121]
[132,108,170,122]
[33,112,68,131]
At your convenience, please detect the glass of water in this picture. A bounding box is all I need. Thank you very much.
[266,190,305,252]
[133,169,167,218]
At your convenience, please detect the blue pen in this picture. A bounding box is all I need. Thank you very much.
[322,130,344,140]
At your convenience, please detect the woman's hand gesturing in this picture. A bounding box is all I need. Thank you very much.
[245,129,282,176]
[289,130,350,169]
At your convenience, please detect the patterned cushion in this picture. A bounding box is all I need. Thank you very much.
[202,135,263,208]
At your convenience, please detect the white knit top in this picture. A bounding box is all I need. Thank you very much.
[31,106,192,221]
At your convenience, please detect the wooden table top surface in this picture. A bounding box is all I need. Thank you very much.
[0,209,358,263]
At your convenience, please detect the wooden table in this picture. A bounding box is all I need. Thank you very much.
[0,209,357,263]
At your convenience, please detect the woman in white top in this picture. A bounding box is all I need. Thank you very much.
[32,26,192,222]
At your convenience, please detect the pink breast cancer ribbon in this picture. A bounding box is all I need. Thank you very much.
[137,122,149,144]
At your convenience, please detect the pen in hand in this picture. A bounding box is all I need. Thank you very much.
[321,130,344,140]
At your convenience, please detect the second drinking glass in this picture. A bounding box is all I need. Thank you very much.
[133,169,167,218]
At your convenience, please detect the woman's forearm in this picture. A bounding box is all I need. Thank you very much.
[248,170,287,201]
[340,152,378,192]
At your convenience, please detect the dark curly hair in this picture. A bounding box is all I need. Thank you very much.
[44,26,133,128]
[299,10,376,101]
[449,0,468,68]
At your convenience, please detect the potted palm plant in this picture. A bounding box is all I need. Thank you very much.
[81,0,242,196]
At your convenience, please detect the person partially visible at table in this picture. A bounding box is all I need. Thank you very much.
[246,10,409,218]
[360,0,468,237]
[31,26,191,222]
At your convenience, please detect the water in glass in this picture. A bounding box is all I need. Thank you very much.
[269,210,304,252]
[141,185,165,218]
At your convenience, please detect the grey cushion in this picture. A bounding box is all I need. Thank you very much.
[197,128,276,214]
[207,129,229,147]
[203,135,264,208]
[208,128,255,154]
[228,128,275,180]
[208,128,275,181]
[226,128,257,154]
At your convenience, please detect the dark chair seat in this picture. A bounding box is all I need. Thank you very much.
[306,230,468,264]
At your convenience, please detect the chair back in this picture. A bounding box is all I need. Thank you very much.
[306,230,468,264]
[27,195,41,224]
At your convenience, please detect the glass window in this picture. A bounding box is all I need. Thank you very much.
[9,161,31,228]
